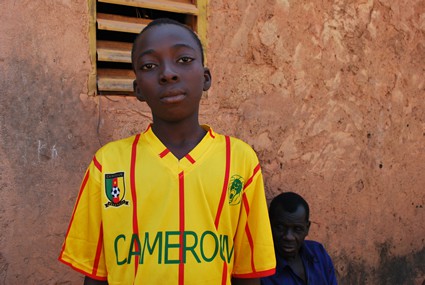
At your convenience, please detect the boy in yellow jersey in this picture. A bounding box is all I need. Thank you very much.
[59,18,276,285]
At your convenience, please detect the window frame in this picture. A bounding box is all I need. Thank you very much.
[87,0,208,96]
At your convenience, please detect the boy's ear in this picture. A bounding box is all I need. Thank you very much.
[203,67,212,91]
[133,80,145,102]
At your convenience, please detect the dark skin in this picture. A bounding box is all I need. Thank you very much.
[132,23,210,159]
[84,23,260,285]
[271,205,311,283]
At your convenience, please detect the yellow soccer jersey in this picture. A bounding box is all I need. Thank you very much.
[59,125,276,285]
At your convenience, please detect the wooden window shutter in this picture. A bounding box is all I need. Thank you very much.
[88,0,207,96]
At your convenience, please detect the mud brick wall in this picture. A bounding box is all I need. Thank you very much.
[0,0,424,284]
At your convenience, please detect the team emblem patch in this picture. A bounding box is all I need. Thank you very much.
[228,175,244,205]
[105,172,129,208]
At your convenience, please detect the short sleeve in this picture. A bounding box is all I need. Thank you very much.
[58,156,108,281]
[232,163,276,278]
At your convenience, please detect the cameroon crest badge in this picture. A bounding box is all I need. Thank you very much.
[105,172,129,208]
[228,175,244,205]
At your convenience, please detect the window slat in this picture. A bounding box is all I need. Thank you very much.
[98,0,199,15]
[97,13,149,34]
[97,69,135,92]
[91,0,206,95]
[97,40,132,63]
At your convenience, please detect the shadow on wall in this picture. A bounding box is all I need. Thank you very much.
[336,241,425,285]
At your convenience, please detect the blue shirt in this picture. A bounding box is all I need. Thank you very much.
[261,240,337,285]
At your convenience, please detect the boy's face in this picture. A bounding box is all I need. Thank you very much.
[132,24,211,123]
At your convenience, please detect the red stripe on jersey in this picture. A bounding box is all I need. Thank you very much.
[58,258,108,281]
[185,154,196,164]
[144,124,151,133]
[240,161,261,273]
[215,136,231,229]
[243,163,261,191]
[179,171,185,285]
[59,170,90,257]
[208,128,215,138]
[242,192,250,214]
[159,148,170,158]
[232,268,276,279]
[243,193,256,273]
[130,134,141,275]
[221,262,228,285]
[93,155,102,172]
[92,222,104,276]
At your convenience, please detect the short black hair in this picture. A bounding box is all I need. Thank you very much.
[269,192,310,222]
[131,18,205,70]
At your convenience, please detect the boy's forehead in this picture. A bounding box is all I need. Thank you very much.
[134,24,200,54]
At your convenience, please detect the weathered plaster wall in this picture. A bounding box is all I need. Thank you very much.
[0,0,424,284]
[205,1,425,284]
[0,1,99,284]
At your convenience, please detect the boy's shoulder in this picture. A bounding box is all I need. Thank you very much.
[211,127,258,157]
[228,134,255,150]
[209,126,250,145]
[96,133,140,155]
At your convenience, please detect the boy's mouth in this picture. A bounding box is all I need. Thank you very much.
[161,90,186,103]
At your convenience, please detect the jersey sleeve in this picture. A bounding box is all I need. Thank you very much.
[232,154,276,278]
[58,155,108,281]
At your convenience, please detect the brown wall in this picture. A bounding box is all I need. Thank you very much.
[1,0,424,284]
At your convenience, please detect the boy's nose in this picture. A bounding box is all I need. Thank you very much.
[159,64,179,84]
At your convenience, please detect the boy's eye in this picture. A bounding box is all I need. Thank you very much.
[177,56,194,63]
[141,63,156,70]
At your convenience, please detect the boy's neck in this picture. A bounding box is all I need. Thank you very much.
[151,121,207,160]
